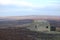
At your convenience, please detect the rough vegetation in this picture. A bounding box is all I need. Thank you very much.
[0,27,60,40]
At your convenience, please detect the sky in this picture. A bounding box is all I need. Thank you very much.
[0,0,60,16]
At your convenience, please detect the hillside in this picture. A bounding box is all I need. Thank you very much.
[0,15,60,40]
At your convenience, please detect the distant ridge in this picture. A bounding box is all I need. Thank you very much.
[0,15,60,21]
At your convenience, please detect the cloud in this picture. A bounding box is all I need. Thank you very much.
[0,0,33,7]
[0,0,47,8]
[0,0,60,16]
[48,0,60,3]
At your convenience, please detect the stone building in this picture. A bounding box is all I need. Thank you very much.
[26,20,56,32]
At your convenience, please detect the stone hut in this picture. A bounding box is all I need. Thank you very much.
[26,20,56,32]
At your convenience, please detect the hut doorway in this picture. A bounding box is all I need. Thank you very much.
[50,26,56,31]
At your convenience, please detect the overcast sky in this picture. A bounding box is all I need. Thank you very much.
[0,0,60,16]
